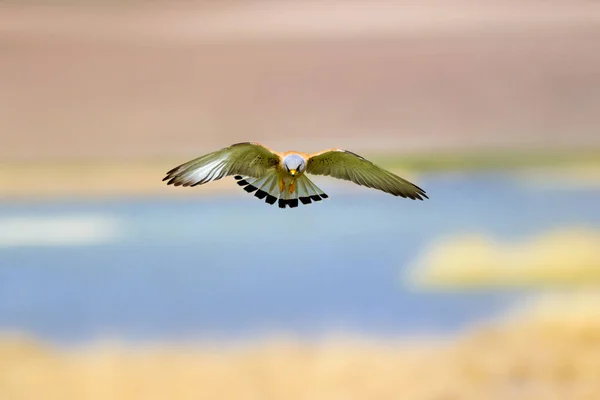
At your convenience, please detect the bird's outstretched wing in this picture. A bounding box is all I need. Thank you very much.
[306,149,428,200]
[163,142,281,187]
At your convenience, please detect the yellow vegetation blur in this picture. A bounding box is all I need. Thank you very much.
[3,295,600,400]
[408,228,600,288]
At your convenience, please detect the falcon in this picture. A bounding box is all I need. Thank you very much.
[163,142,428,208]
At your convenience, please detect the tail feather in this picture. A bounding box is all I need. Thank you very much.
[301,177,329,202]
[235,173,328,209]
[235,174,279,205]
[296,178,313,205]
[277,177,296,209]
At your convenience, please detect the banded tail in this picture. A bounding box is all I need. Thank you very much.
[234,173,328,209]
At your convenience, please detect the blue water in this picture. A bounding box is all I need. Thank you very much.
[0,172,598,343]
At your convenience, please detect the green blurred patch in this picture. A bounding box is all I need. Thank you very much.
[2,148,600,199]
[5,148,600,173]
[376,148,600,172]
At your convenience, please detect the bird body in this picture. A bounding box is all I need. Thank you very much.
[163,142,428,208]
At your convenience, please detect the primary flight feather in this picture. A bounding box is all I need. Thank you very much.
[163,142,428,209]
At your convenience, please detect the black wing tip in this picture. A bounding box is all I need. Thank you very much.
[398,189,429,201]
[163,171,180,184]
[164,175,208,188]
[165,177,179,186]
[413,185,429,200]
[165,166,182,176]
[413,187,429,200]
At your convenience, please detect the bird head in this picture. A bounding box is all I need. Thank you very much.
[283,154,306,177]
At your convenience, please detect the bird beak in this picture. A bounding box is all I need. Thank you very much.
[289,169,297,176]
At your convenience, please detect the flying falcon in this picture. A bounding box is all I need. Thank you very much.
[163,142,428,208]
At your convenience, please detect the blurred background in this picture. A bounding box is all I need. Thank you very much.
[1,1,600,399]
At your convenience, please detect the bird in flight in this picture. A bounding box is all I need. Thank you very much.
[163,142,428,209]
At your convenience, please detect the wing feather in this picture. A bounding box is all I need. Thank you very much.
[163,142,281,187]
[307,149,428,200]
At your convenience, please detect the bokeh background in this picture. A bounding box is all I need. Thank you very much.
[2,1,600,399]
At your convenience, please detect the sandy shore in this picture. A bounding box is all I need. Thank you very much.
[3,298,600,400]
